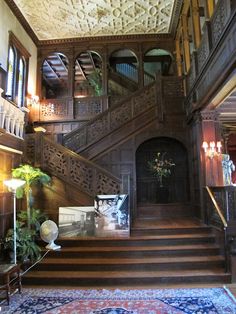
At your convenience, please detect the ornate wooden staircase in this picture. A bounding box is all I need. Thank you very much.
[22,218,231,286]
[23,76,231,286]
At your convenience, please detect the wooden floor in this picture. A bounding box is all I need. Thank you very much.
[226,283,236,298]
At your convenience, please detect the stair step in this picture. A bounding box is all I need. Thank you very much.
[56,233,216,247]
[35,255,224,271]
[131,227,212,236]
[22,269,231,286]
[42,244,220,258]
[40,256,224,265]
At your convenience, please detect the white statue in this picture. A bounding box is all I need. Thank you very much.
[222,154,235,185]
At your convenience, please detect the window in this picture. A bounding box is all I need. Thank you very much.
[17,57,25,107]
[6,32,30,107]
[6,46,15,97]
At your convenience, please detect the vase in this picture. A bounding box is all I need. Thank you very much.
[156,186,169,203]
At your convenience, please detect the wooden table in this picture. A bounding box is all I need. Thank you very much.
[0,264,21,305]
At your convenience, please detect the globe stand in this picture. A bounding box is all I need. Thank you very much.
[45,241,61,250]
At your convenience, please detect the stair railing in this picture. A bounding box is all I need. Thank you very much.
[63,80,159,153]
[205,186,229,272]
[25,132,121,197]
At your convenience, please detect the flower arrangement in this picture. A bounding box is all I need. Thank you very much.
[148,152,175,187]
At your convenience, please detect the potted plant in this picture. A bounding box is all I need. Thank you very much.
[12,164,51,228]
[87,68,103,96]
[4,164,50,264]
[4,220,41,263]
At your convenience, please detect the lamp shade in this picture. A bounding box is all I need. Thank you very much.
[4,178,25,191]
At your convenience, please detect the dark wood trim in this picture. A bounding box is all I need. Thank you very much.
[0,66,7,91]
[4,0,39,46]
[169,0,184,36]
[38,33,174,47]
[0,128,24,152]
[9,31,31,59]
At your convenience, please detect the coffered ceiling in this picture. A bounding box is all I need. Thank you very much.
[6,0,181,41]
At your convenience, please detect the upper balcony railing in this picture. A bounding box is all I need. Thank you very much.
[186,0,233,96]
[0,88,25,138]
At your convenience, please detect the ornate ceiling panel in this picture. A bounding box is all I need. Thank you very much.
[12,0,177,40]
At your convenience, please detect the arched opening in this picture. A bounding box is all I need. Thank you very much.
[41,52,69,99]
[108,48,138,99]
[143,48,173,85]
[74,51,102,97]
[136,137,189,204]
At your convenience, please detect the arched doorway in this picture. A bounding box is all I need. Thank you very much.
[136,137,189,204]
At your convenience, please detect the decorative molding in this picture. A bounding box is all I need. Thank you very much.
[8,31,31,58]
[4,0,39,45]
[38,33,173,47]
[200,110,218,121]
[169,0,183,36]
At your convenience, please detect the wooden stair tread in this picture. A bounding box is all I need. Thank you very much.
[40,256,224,264]
[59,233,214,240]
[48,243,219,252]
[25,269,230,278]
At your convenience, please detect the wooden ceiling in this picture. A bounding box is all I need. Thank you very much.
[5,0,182,43]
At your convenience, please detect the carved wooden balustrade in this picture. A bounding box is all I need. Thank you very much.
[63,79,162,153]
[74,96,109,120]
[185,0,233,95]
[25,132,121,197]
[196,21,211,74]
[210,0,231,48]
[36,96,109,123]
[0,88,25,138]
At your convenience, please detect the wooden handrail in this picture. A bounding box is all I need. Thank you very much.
[205,186,228,228]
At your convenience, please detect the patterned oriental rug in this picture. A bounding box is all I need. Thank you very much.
[1,287,236,314]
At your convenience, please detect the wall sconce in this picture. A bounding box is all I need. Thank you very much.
[202,141,222,159]
[27,95,39,108]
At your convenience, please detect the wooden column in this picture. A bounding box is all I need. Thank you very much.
[137,45,144,88]
[175,38,182,76]
[204,0,214,19]
[67,52,75,99]
[102,50,108,96]
[200,111,224,187]
[181,14,191,73]
[190,0,201,49]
